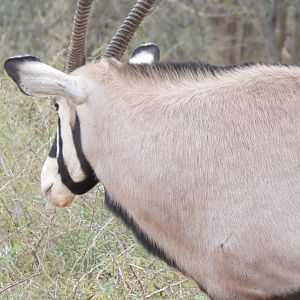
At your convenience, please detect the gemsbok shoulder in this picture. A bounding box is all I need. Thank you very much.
[3,0,300,299]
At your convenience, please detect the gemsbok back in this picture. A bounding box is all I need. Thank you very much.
[3,0,300,299]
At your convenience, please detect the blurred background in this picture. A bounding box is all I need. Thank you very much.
[1,0,300,299]
[1,0,300,66]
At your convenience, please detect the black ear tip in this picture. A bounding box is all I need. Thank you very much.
[131,43,160,57]
[4,55,40,66]
[145,43,160,57]
[130,43,160,63]
[4,55,41,80]
[3,55,41,96]
[4,58,21,84]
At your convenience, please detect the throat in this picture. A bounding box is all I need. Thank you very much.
[104,191,177,268]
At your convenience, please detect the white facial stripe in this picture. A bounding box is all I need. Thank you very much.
[129,51,155,64]
[41,157,58,190]
[59,102,86,182]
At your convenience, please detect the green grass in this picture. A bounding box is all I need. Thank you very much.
[0,74,209,299]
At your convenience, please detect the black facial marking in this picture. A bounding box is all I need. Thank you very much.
[72,113,97,177]
[48,133,57,158]
[4,56,41,96]
[56,113,98,195]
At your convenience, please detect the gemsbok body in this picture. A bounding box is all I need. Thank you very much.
[4,0,300,299]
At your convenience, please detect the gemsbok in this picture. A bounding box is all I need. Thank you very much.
[3,0,300,299]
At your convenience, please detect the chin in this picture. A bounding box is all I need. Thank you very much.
[48,195,77,208]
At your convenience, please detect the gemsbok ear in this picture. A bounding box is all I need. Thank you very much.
[4,56,88,104]
[129,43,160,64]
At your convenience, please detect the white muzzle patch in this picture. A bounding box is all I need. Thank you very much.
[41,157,76,207]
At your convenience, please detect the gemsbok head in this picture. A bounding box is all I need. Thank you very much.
[4,0,300,299]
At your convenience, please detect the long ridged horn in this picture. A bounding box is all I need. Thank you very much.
[100,0,156,60]
[66,0,93,73]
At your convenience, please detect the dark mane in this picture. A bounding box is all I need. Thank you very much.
[134,61,258,77]
[114,60,288,82]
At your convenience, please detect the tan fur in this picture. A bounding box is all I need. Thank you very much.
[72,59,300,299]
[7,56,300,299]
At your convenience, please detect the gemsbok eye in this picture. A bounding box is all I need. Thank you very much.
[51,98,59,111]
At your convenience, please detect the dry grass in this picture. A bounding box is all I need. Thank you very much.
[0,74,209,299]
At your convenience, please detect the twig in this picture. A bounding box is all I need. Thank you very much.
[112,256,135,296]
[31,209,56,277]
[0,222,30,244]
[66,216,114,287]
[0,153,11,177]
[145,279,187,299]
[0,272,41,294]
[129,263,146,271]
[130,264,145,299]
[72,261,104,296]
[0,174,21,193]
[33,210,56,254]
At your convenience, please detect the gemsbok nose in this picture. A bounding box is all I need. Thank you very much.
[41,156,76,207]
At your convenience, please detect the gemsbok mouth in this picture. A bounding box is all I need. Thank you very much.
[47,195,76,208]
[43,184,53,198]
[41,182,76,208]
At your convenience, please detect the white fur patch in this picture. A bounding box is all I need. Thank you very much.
[41,157,76,207]
[129,51,155,64]
[58,101,86,182]
[41,105,85,207]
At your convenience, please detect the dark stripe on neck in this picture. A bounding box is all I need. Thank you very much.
[104,191,177,268]
[104,191,209,294]
[272,291,300,300]
[57,115,98,195]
